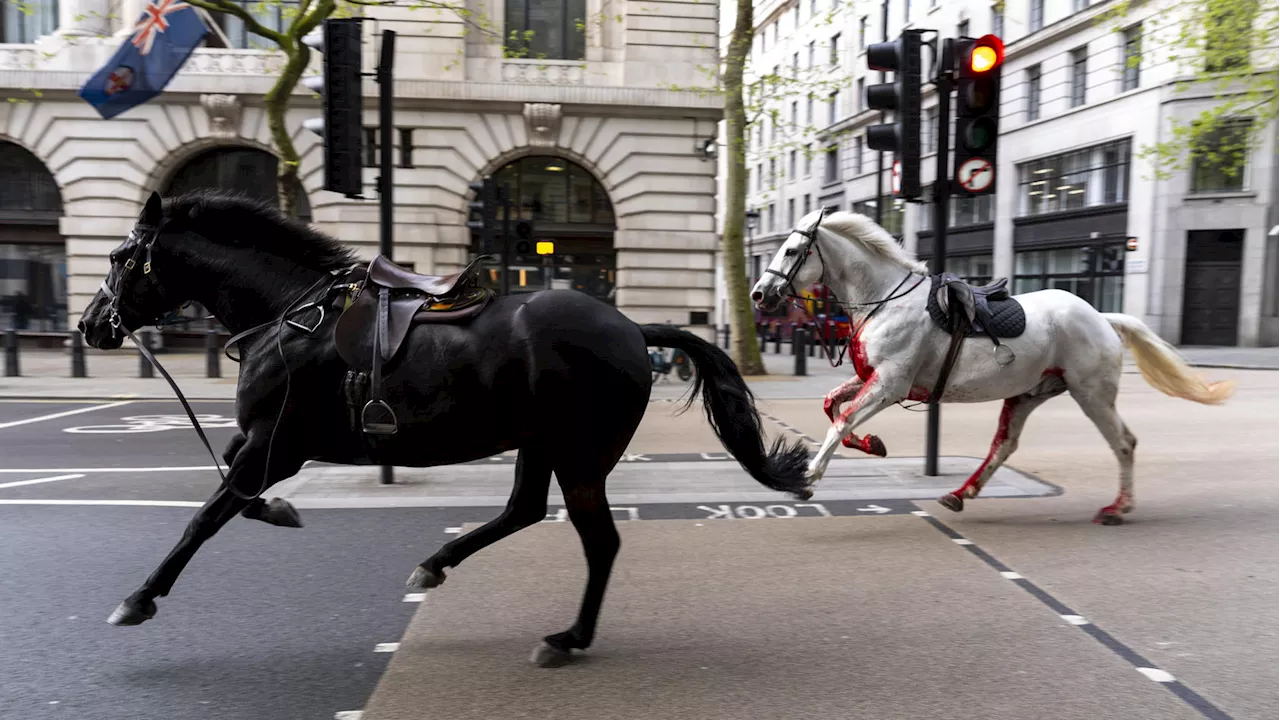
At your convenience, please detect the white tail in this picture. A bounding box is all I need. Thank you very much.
[1103,314,1236,405]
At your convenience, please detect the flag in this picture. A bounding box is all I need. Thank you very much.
[78,0,208,120]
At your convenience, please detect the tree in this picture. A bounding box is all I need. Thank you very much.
[1100,0,1278,184]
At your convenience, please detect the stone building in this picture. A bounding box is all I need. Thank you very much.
[717,0,1277,347]
[0,0,723,337]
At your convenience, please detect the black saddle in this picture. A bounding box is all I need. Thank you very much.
[333,255,492,436]
[919,273,1026,404]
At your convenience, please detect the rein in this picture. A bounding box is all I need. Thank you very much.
[101,225,355,502]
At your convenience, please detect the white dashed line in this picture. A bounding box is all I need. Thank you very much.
[0,473,85,490]
[0,401,134,429]
[444,527,462,534]
[374,643,400,653]
[999,571,1023,580]
[334,712,364,720]
[0,499,203,508]
[1136,667,1177,683]
[402,593,426,603]
[1060,615,1090,626]
[911,510,932,517]
[952,538,974,545]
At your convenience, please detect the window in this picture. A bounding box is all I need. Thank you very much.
[1070,46,1088,107]
[805,145,813,176]
[789,149,798,180]
[768,203,776,233]
[2,0,58,43]
[858,16,867,51]
[830,33,841,65]
[903,0,911,22]
[1074,0,1088,10]
[853,196,905,236]
[807,95,814,125]
[808,40,816,68]
[399,128,415,168]
[1121,24,1142,91]
[792,52,800,75]
[829,91,838,125]
[856,78,864,113]
[1030,0,1044,32]
[792,4,799,30]
[1190,119,1253,193]
[991,5,1003,36]
[810,0,817,17]
[1026,65,1042,121]
[945,255,994,285]
[952,194,993,225]
[854,136,864,175]
[803,195,812,216]
[787,198,796,227]
[1017,138,1132,217]
[1014,244,1126,312]
[772,22,778,45]
[756,163,764,191]
[922,106,936,153]
[1205,0,1257,71]
[957,20,969,38]
[504,0,587,60]
[216,0,300,49]
[363,127,378,167]
[791,100,799,125]
[770,158,778,186]
[824,146,839,184]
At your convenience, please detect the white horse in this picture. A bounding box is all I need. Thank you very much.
[750,209,1236,525]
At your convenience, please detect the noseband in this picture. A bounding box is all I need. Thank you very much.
[763,207,828,299]
[98,224,178,332]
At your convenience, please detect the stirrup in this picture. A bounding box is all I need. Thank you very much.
[361,400,399,436]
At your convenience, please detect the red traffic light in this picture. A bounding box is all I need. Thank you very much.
[968,34,1004,74]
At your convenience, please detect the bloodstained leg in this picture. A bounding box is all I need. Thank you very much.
[823,377,887,457]
[938,373,1067,512]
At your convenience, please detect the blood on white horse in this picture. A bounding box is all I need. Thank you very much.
[751,209,1236,525]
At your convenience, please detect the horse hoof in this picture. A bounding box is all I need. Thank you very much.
[937,493,964,513]
[530,641,574,668]
[262,498,304,528]
[866,435,888,457]
[1093,510,1125,526]
[792,487,814,501]
[405,566,445,589]
[107,598,156,626]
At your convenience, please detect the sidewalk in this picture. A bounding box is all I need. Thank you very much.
[1,342,1274,400]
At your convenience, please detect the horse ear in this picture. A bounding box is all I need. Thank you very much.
[141,191,163,226]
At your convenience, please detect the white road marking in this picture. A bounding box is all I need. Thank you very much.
[911,510,932,517]
[0,400,134,429]
[1136,667,1176,683]
[1060,615,1090,626]
[373,643,400,653]
[0,499,203,508]
[999,571,1023,580]
[0,466,221,474]
[444,527,462,534]
[952,538,974,545]
[334,712,364,720]
[0,473,85,490]
[402,593,426,603]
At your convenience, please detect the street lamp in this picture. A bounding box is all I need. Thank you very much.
[744,209,761,281]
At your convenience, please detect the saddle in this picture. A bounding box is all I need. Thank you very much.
[922,273,1027,404]
[333,255,493,436]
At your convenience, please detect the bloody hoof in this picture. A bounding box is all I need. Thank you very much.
[530,641,575,668]
[865,435,887,457]
[107,597,156,626]
[937,493,964,513]
[262,498,304,528]
[405,566,446,590]
[1093,510,1125,526]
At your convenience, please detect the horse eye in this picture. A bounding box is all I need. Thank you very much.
[783,248,797,257]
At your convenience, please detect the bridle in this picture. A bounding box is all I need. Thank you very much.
[95,223,348,503]
[762,209,926,367]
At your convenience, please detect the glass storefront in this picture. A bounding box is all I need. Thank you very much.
[1014,242,1126,312]
[1,140,67,331]
[471,156,616,304]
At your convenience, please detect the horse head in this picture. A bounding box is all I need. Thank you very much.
[750,208,829,312]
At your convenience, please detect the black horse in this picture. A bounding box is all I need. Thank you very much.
[77,190,811,667]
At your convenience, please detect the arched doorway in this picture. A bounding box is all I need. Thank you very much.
[470,155,616,303]
[163,146,312,222]
[0,140,66,330]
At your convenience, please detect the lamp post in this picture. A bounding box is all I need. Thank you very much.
[744,209,760,281]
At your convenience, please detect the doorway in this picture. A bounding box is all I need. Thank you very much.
[1181,229,1243,346]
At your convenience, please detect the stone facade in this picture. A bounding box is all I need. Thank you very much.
[716,0,1278,347]
[0,0,724,337]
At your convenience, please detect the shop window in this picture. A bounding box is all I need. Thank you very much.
[1018,138,1131,217]
[1014,243,1125,312]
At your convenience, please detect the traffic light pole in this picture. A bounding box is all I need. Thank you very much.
[500,183,512,297]
[377,29,396,486]
[925,38,955,478]
[873,0,888,226]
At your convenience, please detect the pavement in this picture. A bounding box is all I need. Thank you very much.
[0,348,1274,719]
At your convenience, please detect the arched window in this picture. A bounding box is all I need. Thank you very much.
[504,0,586,60]
[164,146,312,223]
[0,140,65,331]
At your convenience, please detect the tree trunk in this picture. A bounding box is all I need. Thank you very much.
[266,41,310,218]
[722,0,766,376]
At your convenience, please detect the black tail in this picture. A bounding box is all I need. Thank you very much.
[640,324,812,500]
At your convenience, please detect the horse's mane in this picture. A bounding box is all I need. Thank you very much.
[160,189,359,271]
[820,211,928,274]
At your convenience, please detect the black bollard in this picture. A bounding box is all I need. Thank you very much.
[205,324,221,378]
[70,330,87,378]
[4,330,18,377]
[794,328,808,376]
[773,328,782,354]
[138,330,154,378]
[760,329,768,352]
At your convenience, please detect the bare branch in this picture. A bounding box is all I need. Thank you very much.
[185,0,288,45]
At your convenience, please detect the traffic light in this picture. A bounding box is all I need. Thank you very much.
[466,176,498,254]
[514,219,536,255]
[953,34,1004,197]
[865,29,924,200]
[301,18,364,198]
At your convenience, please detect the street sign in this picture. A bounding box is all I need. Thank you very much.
[1126,236,1139,251]
[536,241,554,255]
[891,160,902,195]
[956,157,994,193]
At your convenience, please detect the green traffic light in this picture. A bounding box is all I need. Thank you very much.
[964,118,996,151]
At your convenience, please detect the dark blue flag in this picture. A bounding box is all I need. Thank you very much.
[78,0,208,120]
